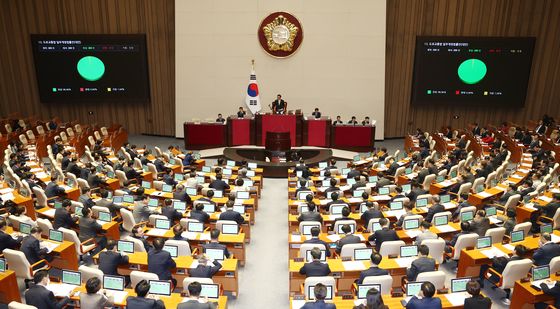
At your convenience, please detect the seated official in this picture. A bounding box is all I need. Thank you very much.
[190,203,211,224]
[533,233,560,266]
[174,184,193,204]
[301,283,336,309]
[148,238,177,286]
[197,190,217,209]
[0,218,23,252]
[536,280,560,309]
[424,195,445,223]
[405,282,442,309]
[79,207,107,254]
[361,202,383,229]
[133,195,157,223]
[375,172,392,188]
[163,169,178,187]
[396,202,415,227]
[219,200,244,225]
[451,193,471,220]
[21,227,52,265]
[325,192,345,209]
[368,218,399,252]
[358,253,389,284]
[333,115,343,126]
[25,270,71,309]
[188,255,222,279]
[209,173,230,192]
[131,226,152,252]
[536,193,560,218]
[203,228,231,258]
[311,107,321,119]
[53,199,78,230]
[324,178,340,195]
[172,225,189,241]
[348,116,358,125]
[79,187,96,208]
[470,210,490,236]
[406,245,436,281]
[362,116,371,126]
[445,222,473,251]
[464,281,491,309]
[126,280,165,309]
[216,113,225,123]
[391,186,406,201]
[295,179,311,195]
[179,281,218,309]
[332,207,352,226]
[272,94,287,114]
[304,227,331,257]
[298,201,323,223]
[12,205,35,226]
[406,181,427,202]
[161,198,182,222]
[99,240,129,276]
[97,189,123,217]
[415,221,438,246]
[237,106,246,118]
[299,247,331,277]
[80,277,115,308]
[335,224,361,254]
[183,151,195,167]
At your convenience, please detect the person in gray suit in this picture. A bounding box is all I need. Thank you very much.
[407,244,436,281]
[470,210,490,236]
[335,224,361,254]
[415,221,438,246]
[80,277,114,308]
[79,207,107,254]
[178,281,218,309]
[133,195,156,223]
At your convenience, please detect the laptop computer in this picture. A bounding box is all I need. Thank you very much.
[202,204,215,213]
[402,183,412,193]
[248,162,257,169]
[511,230,525,243]
[298,191,312,200]
[451,278,470,293]
[390,201,403,210]
[98,211,112,223]
[318,162,328,169]
[485,206,497,217]
[434,215,448,226]
[202,166,211,173]
[213,190,223,198]
[221,224,238,235]
[378,187,390,195]
[173,201,187,212]
[123,195,134,203]
[233,205,245,214]
[187,221,204,233]
[226,160,235,167]
[141,181,151,189]
[406,282,423,297]
[112,196,123,204]
[415,198,428,208]
[205,248,225,261]
[301,225,315,236]
[148,198,159,208]
[357,284,382,299]
[461,211,474,222]
[62,269,81,286]
[174,174,184,181]
[236,191,250,199]
[74,206,84,217]
[186,187,197,196]
[162,245,178,258]
[308,285,333,300]
[532,265,550,282]
[200,283,220,299]
[369,176,378,183]
[330,204,346,215]
[541,224,553,234]
[162,184,173,193]
[19,222,32,235]
[337,224,355,234]
[0,258,5,272]
[155,219,171,230]
[440,194,451,204]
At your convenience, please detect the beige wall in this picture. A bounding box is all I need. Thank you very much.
[175,0,386,139]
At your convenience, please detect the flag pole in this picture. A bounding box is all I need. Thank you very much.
[251,59,255,71]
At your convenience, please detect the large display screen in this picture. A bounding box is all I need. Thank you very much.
[411,36,535,106]
[31,34,150,103]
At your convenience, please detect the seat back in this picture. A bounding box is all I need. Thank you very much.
[379,240,405,257]
[120,208,137,232]
[452,234,478,260]
[303,276,336,299]
[362,275,393,295]
[340,243,366,259]
[154,146,163,157]
[422,174,436,191]
[459,206,477,218]
[394,167,406,178]
[299,221,321,235]
[485,172,497,188]
[115,170,128,186]
[153,180,165,191]
[59,227,83,254]
[501,259,533,289]
[4,249,33,279]
[421,238,445,264]
[416,194,432,204]
[8,215,36,231]
[125,236,147,253]
[485,227,506,244]
[66,127,75,138]
[332,220,357,234]
[36,125,45,136]
[147,163,158,179]
[92,206,111,217]
[299,243,327,259]
[76,179,89,191]
[164,239,192,256]
[504,194,521,209]
[328,203,349,215]
[366,218,381,233]
[36,218,53,237]
[182,277,214,293]
[472,177,485,192]
[416,271,446,290]
[32,187,48,208]
[216,220,238,233]
[78,265,104,283]
[8,302,37,309]
[133,158,143,170]
[513,222,531,235]
[130,270,158,288]
[149,214,168,226]
[457,183,472,197]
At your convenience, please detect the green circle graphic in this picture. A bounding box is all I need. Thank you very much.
[77,56,105,81]
[457,58,487,84]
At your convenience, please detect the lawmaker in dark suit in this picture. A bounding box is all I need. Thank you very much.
[190,203,210,224]
[304,227,331,257]
[424,195,445,223]
[360,202,383,228]
[358,253,389,284]
[537,280,560,309]
[209,174,230,191]
[25,270,70,309]
[0,218,22,252]
[188,255,222,279]
[533,233,560,266]
[464,281,491,309]
[405,282,442,309]
[272,94,287,114]
[536,193,560,218]
[367,218,399,252]
[335,224,361,254]
[173,184,192,204]
[79,207,107,254]
[407,245,436,281]
[297,202,323,223]
[21,227,50,265]
[218,201,244,225]
[45,178,64,198]
[98,240,129,276]
[295,179,311,195]
[406,182,427,202]
[202,229,231,258]
[299,247,331,277]
[161,199,182,222]
[126,280,165,309]
[301,283,336,309]
[179,281,218,309]
[53,199,78,229]
[470,210,491,236]
[162,170,177,187]
[311,108,321,119]
[148,238,177,284]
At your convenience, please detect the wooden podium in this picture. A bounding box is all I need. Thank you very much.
[265,132,291,151]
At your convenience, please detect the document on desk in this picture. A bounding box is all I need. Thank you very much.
[319,199,332,205]
[384,210,406,218]
[524,203,537,210]
[531,279,556,289]
[42,208,56,217]
[436,225,456,233]
[40,241,59,253]
[347,198,363,203]
[502,244,515,251]
[445,293,469,306]
[0,192,15,201]
[107,290,128,304]
[372,195,391,201]
[326,234,341,242]
[35,172,49,179]
[395,257,415,268]
[182,232,199,240]
[489,216,503,225]
[442,202,456,210]
[199,233,211,241]
[405,230,422,239]
[518,169,530,174]
[291,235,302,242]
[551,234,560,243]
[480,247,507,259]
[511,174,523,179]
[343,261,366,271]
[291,300,306,309]
[0,188,13,195]
[477,191,493,198]
[339,185,352,192]
[146,229,168,237]
[46,283,77,297]
[539,196,553,203]
[440,180,455,187]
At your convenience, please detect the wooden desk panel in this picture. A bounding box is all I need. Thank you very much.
[0,270,21,303]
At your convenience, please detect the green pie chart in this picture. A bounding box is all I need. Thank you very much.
[77,56,105,81]
[457,58,487,84]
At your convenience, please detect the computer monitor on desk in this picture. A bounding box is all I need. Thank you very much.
[400,245,418,258]
[406,282,423,297]
[149,280,172,296]
[357,284,381,299]
[532,265,550,282]
[62,269,81,286]
[451,278,470,293]
[476,236,492,249]
[200,283,220,299]
[403,219,420,230]
[104,275,125,291]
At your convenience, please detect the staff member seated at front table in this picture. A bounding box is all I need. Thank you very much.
[272,94,287,114]
[311,108,321,119]
[237,107,246,118]
[299,247,331,277]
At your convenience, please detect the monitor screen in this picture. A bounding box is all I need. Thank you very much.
[434,215,448,226]
[353,155,361,161]
[141,181,151,189]
[222,224,238,234]
[173,201,186,211]
[142,165,149,172]
[378,187,390,195]
[354,248,373,261]
[187,221,204,233]
[62,270,81,285]
[54,201,63,209]
[371,222,382,232]
[75,206,84,217]
[245,179,254,186]
[162,245,178,258]
[236,191,250,199]
[353,190,365,198]
[98,211,112,222]
[205,248,225,261]
[337,224,355,234]
[103,275,125,291]
[302,225,315,236]
[476,236,492,249]
[511,230,524,243]
[342,168,350,175]
[49,229,63,242]
[148,198,159,208]
[248,162,257,169]
[532,265,550,281]
[318,162,328,169]
[406,282,423,297]
[400,245,418,258]
[541,224,553,234]
[402,183,411,193]
[0,258,5,272]
[296,171,303,177]
[357,284,382,299]
[308,285,333,300]
[451,278,470,293]
[404,219,420,230]
[174,174,184,181]
[19,223,32,235]
[305,250,327,262]
[298,191,312,200]
[369,176,378,183]
[162,184,173,193]
[226,160,235,167]
[117,240,134,254]
[390,201,403,210]
[222,169,232,176]
[233,205,245,214]
[155,219,171,230]
[123,195,134,203]
[331,205,345,215]
[202,166,211,173]
[322,180,331,187]
[347,178,356,185]
[186,187,197,196]
[450,170,458,178]
[107,171,115,178]
[200,283,220,299]
[436,176,445,183]
[476,185,485,193]
[202,204,215,213]
[416,198,428,207]
[405,168,413,175]
[485,206,497,216]
[112,196,123,204]
[149,280,172,296]
[196,176,206,184]
[440,194,451,203]
[411,36,535,107]
[213,190,223,198]
[461,211,474,222]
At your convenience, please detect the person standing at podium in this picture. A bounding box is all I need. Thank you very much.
[237,107,246,118]
[272,94,287,114]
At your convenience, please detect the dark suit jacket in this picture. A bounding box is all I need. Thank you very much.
[298,211,323,223]
[464,296,491,309]
[219,210,244,225]
[533,242,560,266]
[125,296,165,309]
[177,300,217,309]
[78,217,103,242]
[0,230,21,252]
[471,217,491,236]
[53,207,77,229]
[335,234,361,253]
[425,204,445,223]
[154,159,166,172]
[203,242,231,258]
[407,188,428,202]
[21,235,48,264]
[301,300,337,309]
[304,238,331,257]
[25,284,70,309]
[190,210,210,224]
[358,266,389,284]
[299,260,331,277]
[162,206,182,221]
[361,209,383,227]
[98,250,129,275]
[209,180,230,191]
[44,182,62,198]
[188,260,222,278]
[407,256,436,281]
[406,296,442,309]
[541,281,560,308]
[368,228,399,251]
[148,249,176,280]
[173,191,192,203]
[539,201,560,218]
